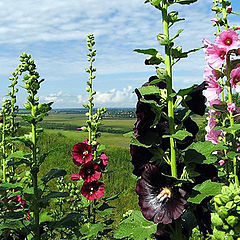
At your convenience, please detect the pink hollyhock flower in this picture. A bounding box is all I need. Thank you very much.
[99,153,108,170]
[230,65,240,92]
[204,77,222,102]
[71,173,80,181]
[205,129,223,144]
[77,127,82,131]
[204,65,219,81]
[203,39,227,68]
[72,142,93,166]
[209,99,222,107]
[79,161,102,182]
[227,103,237,112]
[215,29,239,51]
[219,160,225,166]
[81,181,104,200]
[205,116,217,133]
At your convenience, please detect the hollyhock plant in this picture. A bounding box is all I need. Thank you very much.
[79,161,102,182]
[203,39,227,69]
[81,181,105,201]
[136,164,187,225]
[230,65,240,92]
[215,29,239,51]
[227,102,237,112]
[72,142,93,166]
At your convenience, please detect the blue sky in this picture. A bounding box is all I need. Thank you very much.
[0,0,239,108]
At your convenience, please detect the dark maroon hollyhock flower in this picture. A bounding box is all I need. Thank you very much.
[155,230,170,240]
[81,181,104,200]
[79,161,102,182]
[185,81,207,116]
[136,164,187,225]
[99,153,108,170]
[130,144,153,176]
[72,142,93,166]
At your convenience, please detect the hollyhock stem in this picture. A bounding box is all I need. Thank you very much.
[162,1,177,178]
[31,103,40,240]
[226,54,239,186]
[222,1,228,29]
[88,59,93,145]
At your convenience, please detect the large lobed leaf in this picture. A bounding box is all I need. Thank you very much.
[114,210,156,240]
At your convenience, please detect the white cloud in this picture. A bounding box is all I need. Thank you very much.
[94,86,136,107]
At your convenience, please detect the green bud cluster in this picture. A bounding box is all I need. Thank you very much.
[83,34,107,145]
[210,184,240,239]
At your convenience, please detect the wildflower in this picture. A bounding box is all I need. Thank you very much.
[230,65,240,92]
[215,29,239,51]
[205,129,223,144]
[219,160,225,166]
[99,153,108,170]
[203,39,227,69]
[227,103,237,113]
[71,173,80,181]
[79,161,102,182]
[72,142,93,166]
[81,181,104,200]
[136,164,186,224]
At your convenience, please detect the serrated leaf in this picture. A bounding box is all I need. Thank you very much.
[80,223,104,238]
[188,180,223,204]
[138,86,160,96]
[163,130,192,140]
[185,141,227,164]
[41,168,67,183]
[7,151,30,160]
[114,210,156,240]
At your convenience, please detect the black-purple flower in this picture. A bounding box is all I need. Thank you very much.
[136,164,187,224]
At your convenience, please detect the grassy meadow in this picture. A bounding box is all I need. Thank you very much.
[35,112,137,223]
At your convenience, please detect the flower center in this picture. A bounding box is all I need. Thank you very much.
[157,187,172,202]
[219,50,226,60]
[224,37,232,46]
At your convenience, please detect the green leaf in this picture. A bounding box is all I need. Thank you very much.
[134,48,164,65]
[134,48,158,55]
[0,220,24,230]
[40,212,53,223]
[175,0,198,4]
[138,86,160,96]
[156,68,169,80]
[7,151,30,160]
[188,180,223,204]
[21,115,34,124]
[39,192,69,205]
[80,223,104,238]
[171,29,184,41]
[114,210,156,240]
[177,86,195,97]
[163,130,193,140]
[185,141,227,164]
[216,124,240,133]
[123,132,133,138]
[41,168,67,183]
[53,213,82,228]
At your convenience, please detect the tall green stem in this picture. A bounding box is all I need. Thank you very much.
[88,58,93,145]
[226,54,239,186]
[31,101,40,240]
[162,1,177,178]
[222,2,228,29]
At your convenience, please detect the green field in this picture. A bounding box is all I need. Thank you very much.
[36,113,137,223]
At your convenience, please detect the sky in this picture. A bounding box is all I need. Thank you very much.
[0,0,239,108]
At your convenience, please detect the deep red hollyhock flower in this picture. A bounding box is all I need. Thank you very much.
[130,144,153,176]
[99,153,108,170]
[72,142,93,166]
[79,161,102,182]
[136,164,186,225]
[81,181,104,200]
[185,81,207,116]
[71,173,80,181]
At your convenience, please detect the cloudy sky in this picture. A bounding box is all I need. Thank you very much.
[0,0,239,108]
